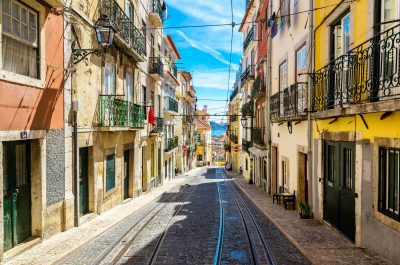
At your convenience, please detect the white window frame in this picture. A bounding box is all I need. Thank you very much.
[0,0,45,87]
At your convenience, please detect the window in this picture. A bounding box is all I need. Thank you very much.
[295,43,307,83]
[279,60,288,92]
[104,62,115,95]
[343,148,353,189]
[332,13,351,59]
[125,72,134,102]
[245,159,248,171]
[379,147,400,221]
[382,0,400,29]
[197,155,203,161]
[106,153,116,192]
[327,145,335,183]
[1,0,39,78]
[125,1,134,23]
[142,85,147,119]
[282,160,289,188]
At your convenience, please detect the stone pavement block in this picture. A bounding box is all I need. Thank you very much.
[5,176,188,265]
[226,170,391,265]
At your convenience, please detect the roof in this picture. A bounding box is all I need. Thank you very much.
[166,35,181,59]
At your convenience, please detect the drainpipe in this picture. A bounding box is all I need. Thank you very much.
[266,0,273,194]
[307,0,314,211]
[73,110,79,227]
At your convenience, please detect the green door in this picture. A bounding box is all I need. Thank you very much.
[79,147,89,216]
[157,147,161,186]
[3,142,31,251]
[323,141,356,241]
[123,150,130,199]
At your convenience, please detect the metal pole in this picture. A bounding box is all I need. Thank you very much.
[307,0,314,212]
[73,111,79,227]
[266,0,273,194]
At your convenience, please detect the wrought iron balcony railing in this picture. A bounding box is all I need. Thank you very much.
[151,0,166,22]
[241,65,255,84]
[242,138,252,153]
[230,114,238,123]
[243,25,256,52]
[98,96,145,128]
[229,88,239,102]
[241,101,253,117]
[313,23,400,111]
[252,76,266,98]
[270,83,307,121]
[253,127,265,146]
[230,134,238,144]
[150,57,164,77]
[151,117,164,133]
[100,0,146,56]
[164,96,178,113]
[165,136,179,152]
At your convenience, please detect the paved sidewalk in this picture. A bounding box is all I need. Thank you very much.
[4,171,200,265]
[225,170,391,265]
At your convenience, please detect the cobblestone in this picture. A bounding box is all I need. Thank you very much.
[227,170,392,265]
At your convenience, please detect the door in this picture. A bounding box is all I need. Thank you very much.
[298,153,308,204]
[79,147,89,216]
[124,150,130,199]
[141,148,146,192]
[3,141,31,251]
[157,147,162,186]
[324,141,356,241]
[272,146,278,194]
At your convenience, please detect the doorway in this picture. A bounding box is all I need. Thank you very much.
[271,146,278,194]
[3,141,32,251]
[297,152,308,205]
[324,141,356,241]
[79,147,89,216]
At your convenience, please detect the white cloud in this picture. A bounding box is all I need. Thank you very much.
[193,70,237,90]
[176,31,239,70]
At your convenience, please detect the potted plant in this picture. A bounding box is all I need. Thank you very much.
[299,201,311,219]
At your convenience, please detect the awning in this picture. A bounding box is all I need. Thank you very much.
[249,147,268,157]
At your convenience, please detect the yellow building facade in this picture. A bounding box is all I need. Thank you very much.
[312,0,400,262]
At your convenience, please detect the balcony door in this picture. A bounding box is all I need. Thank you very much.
[103,62,116,126]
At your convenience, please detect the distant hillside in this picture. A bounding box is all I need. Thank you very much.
[210,121,227,131]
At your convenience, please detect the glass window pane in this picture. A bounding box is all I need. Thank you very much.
[11,2,18,19]
[2,14,11,33]
[343,148,353,190]
[29,12,36,28]
[2,0,10,14]
[342,15,351,54]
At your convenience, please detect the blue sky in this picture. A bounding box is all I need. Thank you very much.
[164,0,245,123]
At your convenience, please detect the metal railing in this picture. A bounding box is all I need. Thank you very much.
[164,96,178,113]
[230,134,238,144]
[151,117,164,133]
[100,0,146,56]
[243,25,256,52]
[313,23,400,111]
[242,138,252,153]
[230,114,238,122]
[98,96,145,128]
[270,83,307,121]
[252,75,265,97]
[150,57,164,77]
[253,127,265,145]
[241,65,255,84]
[241,101,253,117]
[165,136,179,152]
[151,0,166,22]
[230,88,239,102]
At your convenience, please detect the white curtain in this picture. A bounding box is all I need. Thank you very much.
[2,35,37,78]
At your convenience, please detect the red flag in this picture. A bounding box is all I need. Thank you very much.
[148,106,155,125]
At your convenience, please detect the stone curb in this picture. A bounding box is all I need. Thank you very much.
[222,168,314,264]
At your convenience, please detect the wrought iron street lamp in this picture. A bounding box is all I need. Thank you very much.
[72,15,116,64]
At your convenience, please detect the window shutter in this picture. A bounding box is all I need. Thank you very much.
[106,154,115,191]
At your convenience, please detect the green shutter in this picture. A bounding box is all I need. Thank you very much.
[106,154,116,191]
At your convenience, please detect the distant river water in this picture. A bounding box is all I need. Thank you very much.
[212,129,226,136]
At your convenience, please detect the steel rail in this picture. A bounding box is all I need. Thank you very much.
[213,168,225,265]
[91,185,192,265]
[147,182,201,265]
[222,169,277,265]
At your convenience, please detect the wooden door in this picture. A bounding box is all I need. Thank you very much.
[79,147,89,215]
[123,150,130,199]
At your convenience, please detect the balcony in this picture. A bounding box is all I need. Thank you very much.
[165,136,179,152]
[100,0,145,61]
[243,25,256,52]
[313,24,400,114]
[97,96,145,129]
[164,96,178,113]
[242,139,252,153]
[253,127,265,146]
[270,83,308,122]
[224,143,231,152]
[184,114,193,124]
[241,65,255,85]
[230,88,239,102]
[149,57,164,81]
[230,114,238,123]
[150,117,164,134]
[150,0,166,27]
[241,101,253,117]
[230,134,238,144]
[252,76,265,98]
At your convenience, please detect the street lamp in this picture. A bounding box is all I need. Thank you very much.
[72,15,116,64]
